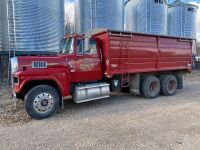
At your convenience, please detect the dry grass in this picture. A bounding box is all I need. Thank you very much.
[185,70,200,81]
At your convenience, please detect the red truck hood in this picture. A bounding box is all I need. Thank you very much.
[17,55,67,70]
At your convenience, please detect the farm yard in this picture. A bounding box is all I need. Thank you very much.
[0,0,200,149]
[0,71,200,149]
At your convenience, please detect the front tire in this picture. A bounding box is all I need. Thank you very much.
[24,85,60,120]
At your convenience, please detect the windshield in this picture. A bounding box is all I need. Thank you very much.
[59,38,74,54]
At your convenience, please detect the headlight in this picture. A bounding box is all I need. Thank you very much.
[11,57,18,74]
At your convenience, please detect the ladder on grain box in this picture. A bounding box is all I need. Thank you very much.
[120,41,130,87]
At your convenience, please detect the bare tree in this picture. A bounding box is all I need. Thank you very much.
[65,14,73,35]
[65,2,74,35]
[197,42,200,55]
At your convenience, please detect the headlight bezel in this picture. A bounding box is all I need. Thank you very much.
[11,57,19,74]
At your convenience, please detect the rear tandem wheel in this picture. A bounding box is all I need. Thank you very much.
[142,76,160,99]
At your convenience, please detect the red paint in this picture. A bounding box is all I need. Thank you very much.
[94,31,192,77]
[13,30,193,97]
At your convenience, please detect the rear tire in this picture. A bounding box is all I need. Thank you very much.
[24,85,60,120]
[142,76,160,99]
[161,75,178,96]
[159,75,167,94]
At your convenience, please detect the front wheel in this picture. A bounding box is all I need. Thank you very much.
[24,85,60,120]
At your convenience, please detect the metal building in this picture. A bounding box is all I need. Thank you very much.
[75,0,124,34]
[7,0,65,52]
[126,0,168,35]
[168,0,198,38]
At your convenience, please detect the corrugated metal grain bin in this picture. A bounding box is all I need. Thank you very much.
[9,0,65,52]
[0,0,9,51]
[126,0,168,35]
[168,0,198,38]
[75,0,124,34]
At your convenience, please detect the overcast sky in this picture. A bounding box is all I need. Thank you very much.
[65,0,74,21]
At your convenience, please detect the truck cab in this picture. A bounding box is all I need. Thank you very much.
[11,31,110,119]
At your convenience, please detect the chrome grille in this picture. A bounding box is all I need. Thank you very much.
[32,61,47,68]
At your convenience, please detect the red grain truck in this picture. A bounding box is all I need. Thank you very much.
[11,29,193,119]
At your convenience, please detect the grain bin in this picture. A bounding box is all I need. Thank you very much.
[0,0,2,51]
[0,0,9,51]
[196,4,200,42]
[168,0,198,38]
[75,0,92,34]
[75,0,124,34]
[8,0,65,52]
[125,0,168,35]
[125,0,138,32]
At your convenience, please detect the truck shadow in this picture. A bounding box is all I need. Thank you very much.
[55,87,192,119]
[56,93,157,118]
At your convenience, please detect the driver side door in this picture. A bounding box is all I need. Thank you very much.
[69,38,102,83]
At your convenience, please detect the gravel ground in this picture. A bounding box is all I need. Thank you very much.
[0,71,200,150]
[0,84,32,126]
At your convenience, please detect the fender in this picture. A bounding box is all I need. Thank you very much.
[13,70,70,97]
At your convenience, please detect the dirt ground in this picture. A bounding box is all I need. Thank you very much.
[0,71,200,150]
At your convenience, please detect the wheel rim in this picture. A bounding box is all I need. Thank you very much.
[33,93,54,113]
[149,81,158,94]
[168,80,176,93]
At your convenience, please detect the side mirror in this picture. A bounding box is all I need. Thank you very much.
[84,38,91,52]
[59,39,65,53]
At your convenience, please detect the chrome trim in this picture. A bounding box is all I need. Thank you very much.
[32,61,47,68]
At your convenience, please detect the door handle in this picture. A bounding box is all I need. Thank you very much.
[66,59,72,68]
[67,62,73,68]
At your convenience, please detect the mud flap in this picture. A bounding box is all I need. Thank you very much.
[110,76,121,92]
[176,74,183,90]
[129,74,140,95]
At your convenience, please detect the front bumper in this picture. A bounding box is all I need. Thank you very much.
[11,73,20,106]
[12,90,17,107]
